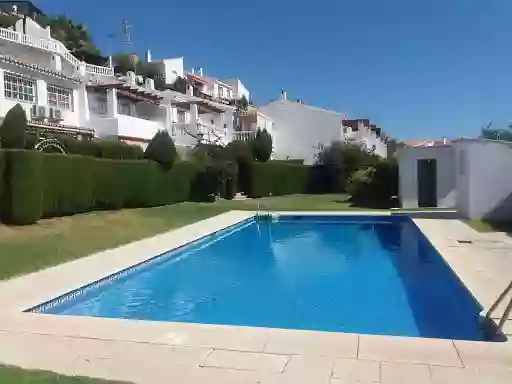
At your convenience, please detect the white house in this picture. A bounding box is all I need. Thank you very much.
[0,9,113,141]
[260,91,387,164]
[398,139,512,220]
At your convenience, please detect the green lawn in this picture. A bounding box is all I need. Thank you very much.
[0,365,127,383]
[0,194,365,280]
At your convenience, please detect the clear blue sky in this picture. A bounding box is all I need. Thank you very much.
[36,0,511,140]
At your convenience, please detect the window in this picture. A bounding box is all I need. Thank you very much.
[47,85,74,110]
[4,72,37,103]
[177,111,186,122]
[218,87,224,98]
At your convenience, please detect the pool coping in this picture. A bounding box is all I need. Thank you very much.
[0,210,511,381]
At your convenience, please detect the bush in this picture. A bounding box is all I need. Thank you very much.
[0,104,27,149]
[225,140,253,193]
[0,151,4,212]
[311,142,379,193]
[347,159,399,208]
[250,129,272,162]
[271,159,304,165]
[249,162,309,198]
[1,150,43,224]
[145,130,177,169]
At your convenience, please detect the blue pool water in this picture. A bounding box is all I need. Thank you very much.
[39,215,486,340]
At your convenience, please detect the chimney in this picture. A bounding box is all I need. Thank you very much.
[443,137,447,145]
[108,55,113,68]
[191,68,195,74]
[145,49,152,63]
[199,67,203,76]
[280,89,287,100]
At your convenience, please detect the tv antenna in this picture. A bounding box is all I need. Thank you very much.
[121,19,133,46]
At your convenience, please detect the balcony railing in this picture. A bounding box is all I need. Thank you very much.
[233,130,256,142]
[0,27,114,76]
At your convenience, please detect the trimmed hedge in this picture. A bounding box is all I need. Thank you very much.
[41,154,96,217]
[0,150,198,224]
[0,151,5,215]
[248,162,310,198]
[1,150,43,224]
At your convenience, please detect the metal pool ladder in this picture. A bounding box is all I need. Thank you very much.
[486,280,512,333]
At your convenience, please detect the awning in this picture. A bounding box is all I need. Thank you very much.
[88,83,163,105]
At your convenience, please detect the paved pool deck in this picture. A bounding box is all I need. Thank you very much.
[0,211,511,383]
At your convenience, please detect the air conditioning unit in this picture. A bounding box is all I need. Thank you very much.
[48,107,63,121]
[31,105,47,120]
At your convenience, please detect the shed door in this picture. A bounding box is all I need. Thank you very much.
[417,159,437,207]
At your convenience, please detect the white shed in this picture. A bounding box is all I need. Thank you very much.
[398,139,512,220]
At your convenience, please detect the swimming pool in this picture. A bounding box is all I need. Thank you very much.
[34,215,486,341]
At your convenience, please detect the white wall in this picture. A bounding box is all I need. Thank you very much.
[0,66,84,127]
[225,78,250,100]
[161,57,184,85]
[397,146,456,208]
[92,115,164,142]
[260,99,344,164]
[455,140,512,220]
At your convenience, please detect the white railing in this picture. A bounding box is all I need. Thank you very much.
[0,27,113,76]
[233,130,256,141]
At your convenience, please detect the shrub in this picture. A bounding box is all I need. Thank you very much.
[1,150,43,224]
[249,162,309,197]
[250,129,273,162]
[271,159,304,165]
[225,140,253,193]
[0,104,27,149]
[144,131,177,169]
[0,151,4,212]
[347,159,399,208]
[311,142,380,193]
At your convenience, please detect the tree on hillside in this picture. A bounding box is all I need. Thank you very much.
[35,15,101,58]
[0,104,27,149]
[112,52,148,76]
[250,129,273,162]
[0,14,20,29]
[144,131,177,170]
[481,122,512,142]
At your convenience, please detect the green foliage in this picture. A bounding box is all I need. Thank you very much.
[250,129,273,162]
[49,135,143,159]
[170,76,189,94]
[236,95,249,111]
[112,52,147,76]
[0,149,198,223]
[386,138,406,158]
[311,141,379,193]
[1,150,43,224]
[0,14,20,28]
[271,159,304,165]
[36,15,101,58]
[145,131,177,170]
[0,104,27,149]
[347,159,399,208]
[24,132,39,150]
[41,154,95,217]
[249,163,309,198]
[225,140,254,193]
[0,151,4,213]
[481,124,512,142]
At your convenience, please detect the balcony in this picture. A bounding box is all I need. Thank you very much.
[233,130,256,142]
[0,27,114,76]
[91,114,164,141]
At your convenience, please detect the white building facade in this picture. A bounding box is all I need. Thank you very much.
[260,92,387,164]
[398,139,512,220]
